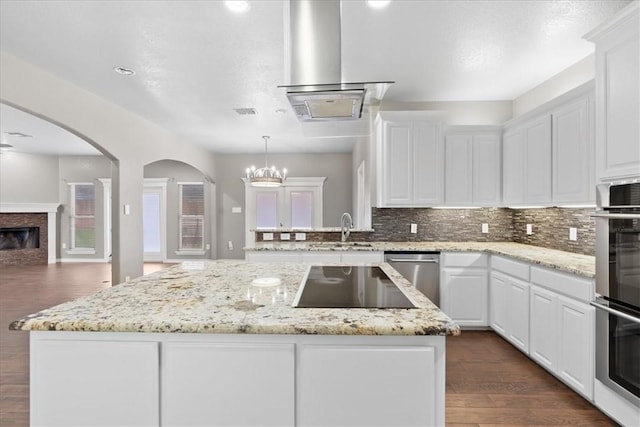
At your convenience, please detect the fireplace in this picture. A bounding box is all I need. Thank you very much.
[0,204,59,266]
[0,227,40,250]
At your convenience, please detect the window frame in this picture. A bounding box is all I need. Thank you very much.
[177,182,206,255]
[68,182,96,254]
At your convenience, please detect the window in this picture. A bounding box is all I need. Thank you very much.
[69,183,95,251]
[179,183,205,250]
[244,177,325,246]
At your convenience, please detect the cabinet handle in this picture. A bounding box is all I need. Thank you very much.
[590,300,640,325]
[590,212,640,220]
[387,259,439,263]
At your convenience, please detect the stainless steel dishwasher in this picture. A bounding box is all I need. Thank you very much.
[384,252,440,307]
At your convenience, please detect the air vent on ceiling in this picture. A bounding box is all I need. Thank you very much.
[233,108,257,115]
[5,132,32,137]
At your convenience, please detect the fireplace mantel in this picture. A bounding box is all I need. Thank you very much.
[0,203,60,264]
[0,203,60,214]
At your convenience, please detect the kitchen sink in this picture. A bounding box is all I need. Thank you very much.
[310,242,373,248]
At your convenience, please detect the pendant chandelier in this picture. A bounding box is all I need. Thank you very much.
[245,136,286,187]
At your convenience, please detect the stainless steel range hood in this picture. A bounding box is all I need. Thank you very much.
[279,0,393,122]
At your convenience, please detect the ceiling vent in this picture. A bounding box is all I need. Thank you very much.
[233,108,257,115]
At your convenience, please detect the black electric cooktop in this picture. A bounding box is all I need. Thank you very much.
[293,266,415,309]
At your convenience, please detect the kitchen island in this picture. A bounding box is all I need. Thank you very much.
[10,260,459,427]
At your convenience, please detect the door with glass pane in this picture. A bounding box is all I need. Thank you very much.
[143,186,166,262]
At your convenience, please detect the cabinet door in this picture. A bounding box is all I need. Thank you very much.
[163,342,295,427]
[383,121,413,205]
[445,134,473,205]
[553,96,593,204]
[473,134,502,205]
[341,252,384,263]
[529,285,558,372]
[557,297,595,399]
[31,339,159,426]
[414,121,444,205]
[441,268,488,327]
[502,129,524,205]
[298,345,437,426]
[595,25,640,181]
[489,271,508,336]
[506,277,530,353]
[300,252,341,263]
[524,115,552,203]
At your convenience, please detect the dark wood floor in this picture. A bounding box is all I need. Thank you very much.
[1,263,617,426]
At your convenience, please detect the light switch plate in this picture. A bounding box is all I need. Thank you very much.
[569,227,577,241]
[295,233,306,241]
[410,223,417,234]
[280,233,290,240]
[481,223,489,234]
[123,204,131,215]
[231,207,242,214]
[526,224,533,235]
[263,232,274,241]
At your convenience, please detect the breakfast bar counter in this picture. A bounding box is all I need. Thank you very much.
[11,260,457,427]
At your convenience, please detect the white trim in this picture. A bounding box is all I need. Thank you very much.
[173,250,206,256]
[58,257,108,263]
[98,179,112,262]
[164,258,206,263]
[143,179,168,262]
[241,177,327,187]
[0,203,60,213]
[65,248,96,255]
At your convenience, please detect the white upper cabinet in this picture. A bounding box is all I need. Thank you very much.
[503,115,552,205]
[444,128,501,207]
[503,83,595,206]
[377,113,444,207]
[552,95,595,204]
[586,3,640,182]
[523,115,552,203]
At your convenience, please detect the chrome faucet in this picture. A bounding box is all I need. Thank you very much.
[341,212,353,242]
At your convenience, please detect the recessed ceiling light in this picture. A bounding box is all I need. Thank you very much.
[366,0,392,9]
[225,1,250,13]
[113,66,136,76]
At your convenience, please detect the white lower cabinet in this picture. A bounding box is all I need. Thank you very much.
[300,252,341,263]
[245,251,301,262]
[441,268,488,327]
[163,342,295,427]
[529,268,595,400]
[298,344,438,426]
[441,253,489,327]
[489,270,530,354]
[31,338,160,426]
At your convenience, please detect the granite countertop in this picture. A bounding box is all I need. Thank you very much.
[245,241,595,278]
[10,260,460,336]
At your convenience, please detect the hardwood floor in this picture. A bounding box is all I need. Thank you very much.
[1,263,618,426]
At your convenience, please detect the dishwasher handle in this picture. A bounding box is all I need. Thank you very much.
[387,258,439,263]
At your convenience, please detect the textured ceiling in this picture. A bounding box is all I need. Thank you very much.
[0,0,632,155]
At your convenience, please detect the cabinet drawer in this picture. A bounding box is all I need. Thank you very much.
[442,252,487,268]
[491,256,530,281]
[531,267,594,303]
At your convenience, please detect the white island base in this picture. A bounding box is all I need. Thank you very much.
[31,331,446,427]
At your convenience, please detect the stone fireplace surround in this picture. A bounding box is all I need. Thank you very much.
[0,204,59,266]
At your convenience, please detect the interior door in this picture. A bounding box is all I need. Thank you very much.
[143,186,166,262]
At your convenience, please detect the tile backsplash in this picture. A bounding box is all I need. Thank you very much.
[370,208,514,242]
[370,207,595,256]
[511,208,595,256]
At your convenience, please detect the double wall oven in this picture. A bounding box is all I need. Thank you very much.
[592,181,640,409]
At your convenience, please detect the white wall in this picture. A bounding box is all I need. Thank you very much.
[215,153,352,259]
[512,54,595,117]
[380,100,513,125]
[1,52,217,283]
[0,152,59,203]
